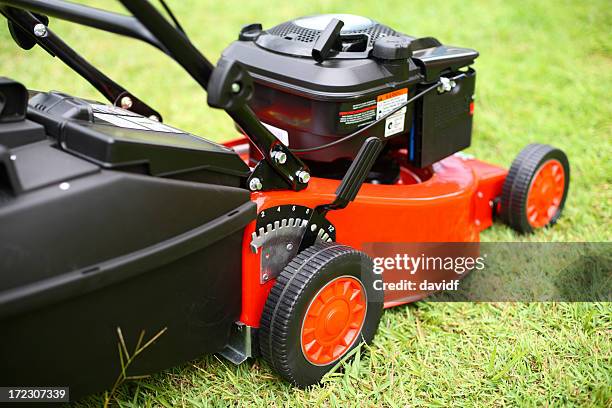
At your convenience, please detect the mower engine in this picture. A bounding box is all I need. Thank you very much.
[223,14,479,181]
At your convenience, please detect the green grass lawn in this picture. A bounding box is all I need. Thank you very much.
[1,0,610,406]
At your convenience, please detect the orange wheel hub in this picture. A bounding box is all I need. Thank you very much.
[301,276,367,365]
[526,159,565,228]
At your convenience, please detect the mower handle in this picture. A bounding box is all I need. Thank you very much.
[0,0,169,54]
[1,0,310,192]
[1,6,163,120]
[118,0,309,192]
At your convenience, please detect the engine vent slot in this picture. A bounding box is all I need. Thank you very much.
[267,21,397,46]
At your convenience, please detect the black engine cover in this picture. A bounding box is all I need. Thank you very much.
[223,14,479,167]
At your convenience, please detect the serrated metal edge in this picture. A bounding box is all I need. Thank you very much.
[315,227,333,244]
[250,217,308,253]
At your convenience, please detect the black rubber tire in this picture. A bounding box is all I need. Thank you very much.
[500,143,570,234]
[259,242,383,387]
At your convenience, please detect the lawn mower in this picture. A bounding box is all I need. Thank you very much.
[0,0,570,399]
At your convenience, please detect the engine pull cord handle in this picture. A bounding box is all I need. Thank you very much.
[311,18,344,63]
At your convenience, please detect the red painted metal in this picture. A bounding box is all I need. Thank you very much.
[225,138,508,327]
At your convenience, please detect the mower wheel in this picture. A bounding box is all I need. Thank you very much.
[259,242,383,387]
[500,144,570,233]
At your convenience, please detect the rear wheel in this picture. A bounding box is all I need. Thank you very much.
[500,144,570,233]
[259,242,383,387]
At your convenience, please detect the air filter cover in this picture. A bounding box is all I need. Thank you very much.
[255,14,402,59]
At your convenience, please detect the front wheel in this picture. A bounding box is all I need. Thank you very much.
[258,243,383,387]
[500,144,570,234]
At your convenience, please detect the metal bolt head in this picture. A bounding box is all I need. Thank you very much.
[33,24,47,38]
[149,115,159,121]
[286,243,294,251]
[271,151,287,164]
[296,170,310,184]
[262,273,269,281]
[249,177,262,191]
[231,82,241,93]
[120,96,133,109]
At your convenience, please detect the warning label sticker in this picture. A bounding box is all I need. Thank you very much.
[337,88,409,136]
[339,99,377,127]
[376,88,408,137]
[93,109,185,134]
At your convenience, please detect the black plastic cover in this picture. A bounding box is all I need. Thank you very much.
[0,169,251,295]
[10,139,99,191]
[372,36,413,60]
[0,167,255,398]
[28,91,250,186]
[0,77,28,123]
[224,40,421,98]
[0,119,46,148]
[224,14,478,165]
[254,14,403,59]
[223,38,422,162]
[0,83,256,398]
[0,145,21,197]
[411,69,477,167]
[412,46,479,81]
